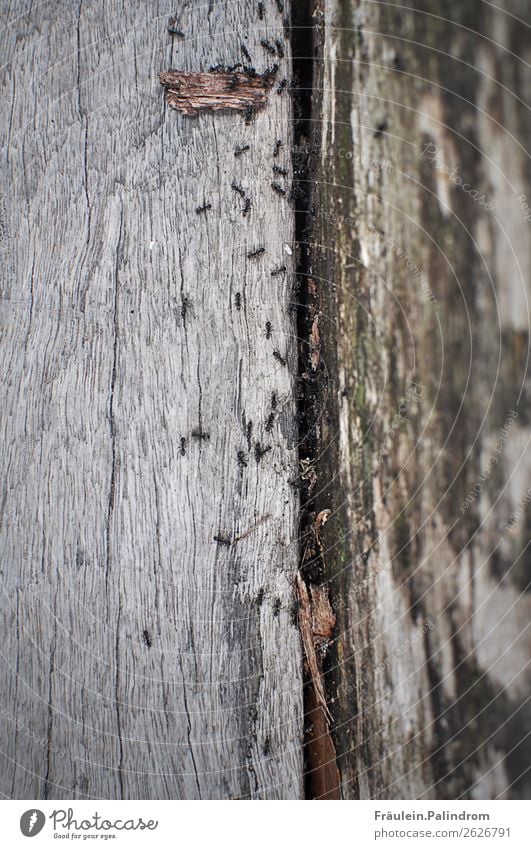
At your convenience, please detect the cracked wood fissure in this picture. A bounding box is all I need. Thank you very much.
[288,0,342,799]
[0,0,303,799]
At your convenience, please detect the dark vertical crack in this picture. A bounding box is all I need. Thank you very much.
[179,656,202,798]
[291,1,321,577]
[105,207,122,584]
[291,0,340,800]
[6,72,16,164]
[106,207,124,797]
[244,611,265,799]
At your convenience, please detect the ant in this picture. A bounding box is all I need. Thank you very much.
[167,17,185,36]
[290,599,300,626]
[270,265,286,277]
[275,39,284,58]
[181,296,190,319]
[235,292,242,310]
[260,38,276,56]
[273,598,282,616]
[255,442,271,462]
[265,321,272,339]
[231,183,246,197]
[246,421,253,450]
[374,119,388,138]
[180,437,186,456]
[196,202,211,214]
[265,412,275,432]
[273,350,286,366]
[242,197,251,216]
[247,247,265,259]
[264,63,279,79]
[271,392,277,409]
[277,78,288,94]
[257,2,265,20]
[273,139,283,157]
[241,44,252,63]
[191,428,210,441]
[234,144,250,156]
[237,450,248,468]
[273,164,288,175]
[271,181,286,196]
[214,534,232,547]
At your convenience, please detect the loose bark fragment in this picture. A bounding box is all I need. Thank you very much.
[309,585,335,647]
[309,313,321,370]
[296,573,334,721]
[296,573,340,799]
[160,69,276,115]
[314,508,331,544]
[305,673,341,799]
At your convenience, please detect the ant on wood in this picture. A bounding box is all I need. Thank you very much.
[271,181,286,196]
[255,442,271,462]
[167,17,185,36]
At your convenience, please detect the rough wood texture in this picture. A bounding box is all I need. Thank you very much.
[0,0,303,799]
[308,0,530,798]
[296,572,340,798]
[160,68,277,115]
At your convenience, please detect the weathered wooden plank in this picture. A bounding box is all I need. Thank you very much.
[307,0,530,798]
[0,0,303,799]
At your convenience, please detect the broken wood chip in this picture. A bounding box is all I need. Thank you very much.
[309,584,336,647]
[309,313,321,370]
[159,68,277,116]
[296,573,334,722]
[314,508,332,544]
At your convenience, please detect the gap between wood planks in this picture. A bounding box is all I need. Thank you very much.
[160,0,341,799]
[291,0,341,800]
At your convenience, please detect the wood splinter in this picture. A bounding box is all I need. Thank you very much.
[296,573,335,722]
[160,68,277,116]
[296,572,341,799]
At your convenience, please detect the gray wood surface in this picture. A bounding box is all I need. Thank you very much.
[310,0,530,799]
[0,0,303,799]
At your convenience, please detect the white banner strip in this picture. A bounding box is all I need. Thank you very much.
[0,799,528,848]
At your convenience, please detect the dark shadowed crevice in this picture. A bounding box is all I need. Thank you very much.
[291,0,341,801]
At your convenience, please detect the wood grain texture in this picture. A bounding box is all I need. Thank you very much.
[308,0,530,799]
[160,68,277,115]
[0,0,303,799]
